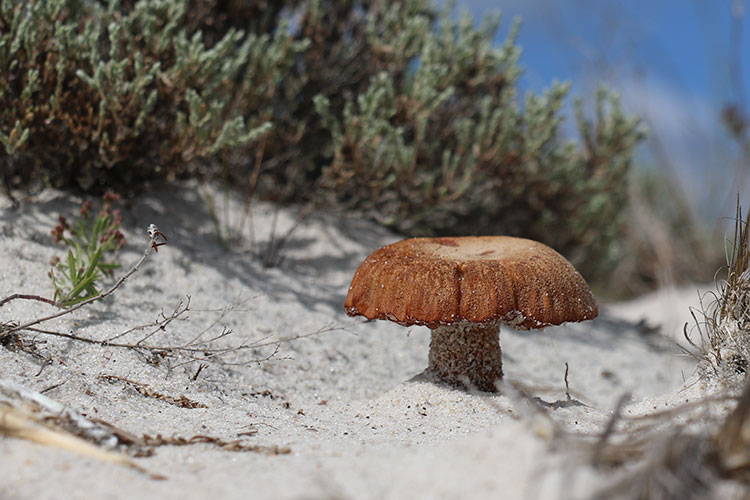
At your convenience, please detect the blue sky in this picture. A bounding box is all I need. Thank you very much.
[454,0,750,219]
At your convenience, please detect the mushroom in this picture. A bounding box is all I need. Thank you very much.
[345,236,598,392]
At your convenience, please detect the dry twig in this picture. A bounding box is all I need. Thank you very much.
[4,290,340,370]
[98,374,207,409]
[141,433,291,455]
[1,224,165,337]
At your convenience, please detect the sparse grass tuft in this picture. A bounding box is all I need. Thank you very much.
[685,197,750,382]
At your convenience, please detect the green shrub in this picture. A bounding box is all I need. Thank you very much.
[0,0,644,281]
[312,3,644,278]
[0,0,304,191]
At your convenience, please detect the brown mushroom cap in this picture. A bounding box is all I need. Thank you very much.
[345,236,598,329]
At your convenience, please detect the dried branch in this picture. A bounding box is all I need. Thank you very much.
[1,225,165,338]
[0,220,339,370]
[4,299,341,370]
[103,296,191,344]
[0,294,57,308]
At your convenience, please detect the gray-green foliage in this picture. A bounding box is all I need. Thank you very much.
[1,0,644,281]
[0,0,304,189]
[315,3,644,277]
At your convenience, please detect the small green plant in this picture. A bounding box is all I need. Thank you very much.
[49,192,126,308]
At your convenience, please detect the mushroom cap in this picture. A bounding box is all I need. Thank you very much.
[345,236,598,329]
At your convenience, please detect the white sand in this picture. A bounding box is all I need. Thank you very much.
[0,184,716,499]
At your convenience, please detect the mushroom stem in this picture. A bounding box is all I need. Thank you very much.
[427,321,503,392]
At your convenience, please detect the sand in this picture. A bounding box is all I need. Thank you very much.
[0,184,723,499]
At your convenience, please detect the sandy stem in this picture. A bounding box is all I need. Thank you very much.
[428,321,503,392]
